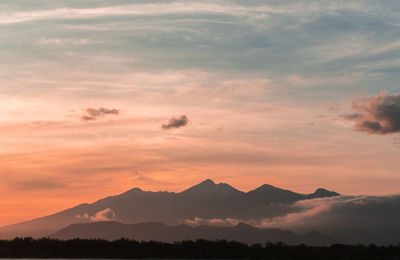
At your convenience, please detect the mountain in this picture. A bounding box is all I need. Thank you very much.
[181,179,244,197]
[0,179,339,239]
[309,188,340,198]
[50,221,335,246]
[246,184,304,203]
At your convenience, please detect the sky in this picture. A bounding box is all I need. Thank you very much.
[0,0,400,226]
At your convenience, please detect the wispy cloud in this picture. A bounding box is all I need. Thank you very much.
[11,179,66,190]
[0,3,266,25]
[81,107,120,121]
[36,38,97,46]
[0,2,380,25]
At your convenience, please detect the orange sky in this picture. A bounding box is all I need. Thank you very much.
[1,1,400,226]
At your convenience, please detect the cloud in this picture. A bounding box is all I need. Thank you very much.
[184,195,400,244]
[184,217,240,227]
[37,38,97,46]
[0,2,376,25]
[183,196,347,229]
[342,91,400,134]
[253,196,359,229]
[161,115,189,129]
[81,107,120,121]
[75,213,89,220]
[75,208,115,222]
[90,208,115,221]
[340,113,362,120]
[12,179,66,190]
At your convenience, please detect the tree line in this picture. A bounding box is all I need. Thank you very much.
[0,237,399,259]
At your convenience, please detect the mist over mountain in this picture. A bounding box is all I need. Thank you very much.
[50,221,334,246]
[0,179,338,239]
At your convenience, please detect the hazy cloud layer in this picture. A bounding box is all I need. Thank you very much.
[81,107,120,121]
[343,92,400,134]
[184,195,400,244]
[161,115,189,129]
[183,196,355,229]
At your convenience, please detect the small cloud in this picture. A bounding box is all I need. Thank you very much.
[74,209,116,221]
[161,115,189,129]
[90,208,115,221]
[81,107,120,121]
[341,91,400,135]
[75,213,89,219]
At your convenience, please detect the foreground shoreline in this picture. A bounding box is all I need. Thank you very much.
[0,238,399,259]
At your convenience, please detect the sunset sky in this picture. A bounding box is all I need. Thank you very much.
[1,0,400,226]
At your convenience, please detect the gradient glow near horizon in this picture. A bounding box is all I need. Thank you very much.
[1,0,400,226]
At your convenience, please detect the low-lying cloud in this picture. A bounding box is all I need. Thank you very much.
[342,92,400,134]
[183,195,400,244]
[161,115,189,129]
[90,208,115,221]
[75,208,116,222]
[184,196,353,229]
[184,217,240,227]
[81,107,120,121]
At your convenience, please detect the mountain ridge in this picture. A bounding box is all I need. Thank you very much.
[50,221,335,246]
[0,179,340,239]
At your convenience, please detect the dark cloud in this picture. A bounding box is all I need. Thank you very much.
[342,92,400,134]
[81,107,120,121]
[161,115,189,130]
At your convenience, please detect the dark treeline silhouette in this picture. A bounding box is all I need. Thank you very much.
[0,238,399,259]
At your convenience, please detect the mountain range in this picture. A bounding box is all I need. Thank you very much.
[0,179,339,239]
[50,221,335,246]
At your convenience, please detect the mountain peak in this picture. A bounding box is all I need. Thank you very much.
[253,184,280,191]
[235,222,256,230]
[201,179,215,185]
[181,179,242,195]
[247,183,302,203]
[116,187,144,199]
[312,188,340,197]
[249,183,298,195]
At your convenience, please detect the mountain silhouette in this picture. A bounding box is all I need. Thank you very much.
[181,179,244,197]
[50,221,335,246]
[0,179,339,239]
[310,188,340,198]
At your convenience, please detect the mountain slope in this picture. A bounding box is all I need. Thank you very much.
[0,179,339,238]
[50,221,335,246]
